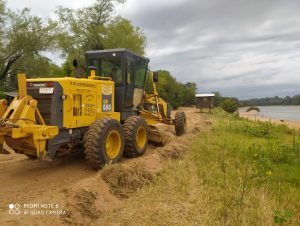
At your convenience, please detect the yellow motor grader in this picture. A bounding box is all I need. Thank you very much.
[0,49,187,169]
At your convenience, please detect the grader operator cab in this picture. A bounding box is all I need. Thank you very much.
[0,49,187,169]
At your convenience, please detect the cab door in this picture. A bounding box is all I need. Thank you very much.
[124,56,135,108]
[133,58,148,108]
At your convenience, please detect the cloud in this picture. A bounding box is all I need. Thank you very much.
[6,0,95,17]
[7,0,300,99]
[118,0,300,99]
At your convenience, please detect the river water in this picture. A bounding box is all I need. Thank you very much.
[239,106,300,122]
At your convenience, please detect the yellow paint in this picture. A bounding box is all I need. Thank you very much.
[140,72,173,126]
[18,73,27,98]
[90,68,96,79]
[139,111,163,125]
[1,69,175,159]
[0,99,7,118]
[105,129,121,159]
[96,112,120,121]
[0,74,120,158]
[27,77,118,128]
[136,126,146,149]
[0,94,58,157]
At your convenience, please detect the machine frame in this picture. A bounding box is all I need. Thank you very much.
[0,49,187,168]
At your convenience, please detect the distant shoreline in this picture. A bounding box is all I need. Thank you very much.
[239,110,300,129]
[242,104,300,106]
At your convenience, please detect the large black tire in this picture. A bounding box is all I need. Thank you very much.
[123,116,149,158]
[83,118,124,170]
[175,111,187,136]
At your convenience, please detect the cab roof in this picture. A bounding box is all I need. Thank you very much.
[86,48,150,62]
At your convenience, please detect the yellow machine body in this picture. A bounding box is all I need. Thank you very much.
[140,72,173,125]
[0,99,7,118]
[26,77,120,128]
[0,75,58,157]
[0,73,120,158]
[140,93,171,125]
[0,49,185,161]
[138,72,175,144]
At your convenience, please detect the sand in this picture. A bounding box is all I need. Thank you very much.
[239,110,300,129]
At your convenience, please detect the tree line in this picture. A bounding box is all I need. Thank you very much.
[0,0,144,89]
[240,95,300,106]
[0,0,197,108]
[211,92,300,114]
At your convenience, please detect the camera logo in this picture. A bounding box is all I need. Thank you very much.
[9,204,21,215]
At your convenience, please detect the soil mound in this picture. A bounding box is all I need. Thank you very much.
[159,141,188,160]
[102,163,154,199]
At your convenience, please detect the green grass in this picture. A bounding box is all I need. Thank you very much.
[96,110,300,226]
[205,110,300,225]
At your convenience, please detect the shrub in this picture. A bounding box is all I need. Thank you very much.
[270,144,296,163]
[0,91,6,99]
[221,98,238,113]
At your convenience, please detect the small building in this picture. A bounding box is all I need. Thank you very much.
[195,93,215,113]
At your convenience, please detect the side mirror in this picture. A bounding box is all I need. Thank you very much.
[153,72,158,83]
[72,59,81,78]
[72,59,78,68]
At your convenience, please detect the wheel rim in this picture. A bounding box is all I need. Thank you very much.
[136,126,147,149]
[105,130,121,159]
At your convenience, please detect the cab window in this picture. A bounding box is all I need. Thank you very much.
[135,59,147,88]
[89,58,123,85]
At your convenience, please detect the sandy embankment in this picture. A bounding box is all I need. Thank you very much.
[239,110,300,129]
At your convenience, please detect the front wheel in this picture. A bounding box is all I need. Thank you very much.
[84,118,124,170]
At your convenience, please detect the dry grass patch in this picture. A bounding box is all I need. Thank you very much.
[95,158,205,226]
[62,189,100,225]
[93,111,300,225]
[159,143,188,160]
[73,189,98,218]
[101,163,154,199]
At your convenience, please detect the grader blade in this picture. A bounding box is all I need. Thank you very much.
[148,123,173,146]
[0,74,59,158]
[148,125,164,144]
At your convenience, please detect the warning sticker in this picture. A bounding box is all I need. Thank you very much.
[102,85,112,95]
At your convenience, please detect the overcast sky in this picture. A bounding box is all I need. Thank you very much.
[7,0,300,99]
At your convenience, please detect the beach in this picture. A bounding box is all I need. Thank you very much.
[239,110,300,129]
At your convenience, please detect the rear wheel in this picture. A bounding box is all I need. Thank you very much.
[84,118,124,170]
[175,111,187,136]
[123,116,149,158]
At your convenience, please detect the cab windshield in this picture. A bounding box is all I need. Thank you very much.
[89,57,123,85]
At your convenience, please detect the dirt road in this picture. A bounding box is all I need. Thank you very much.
[0,107,208,226]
